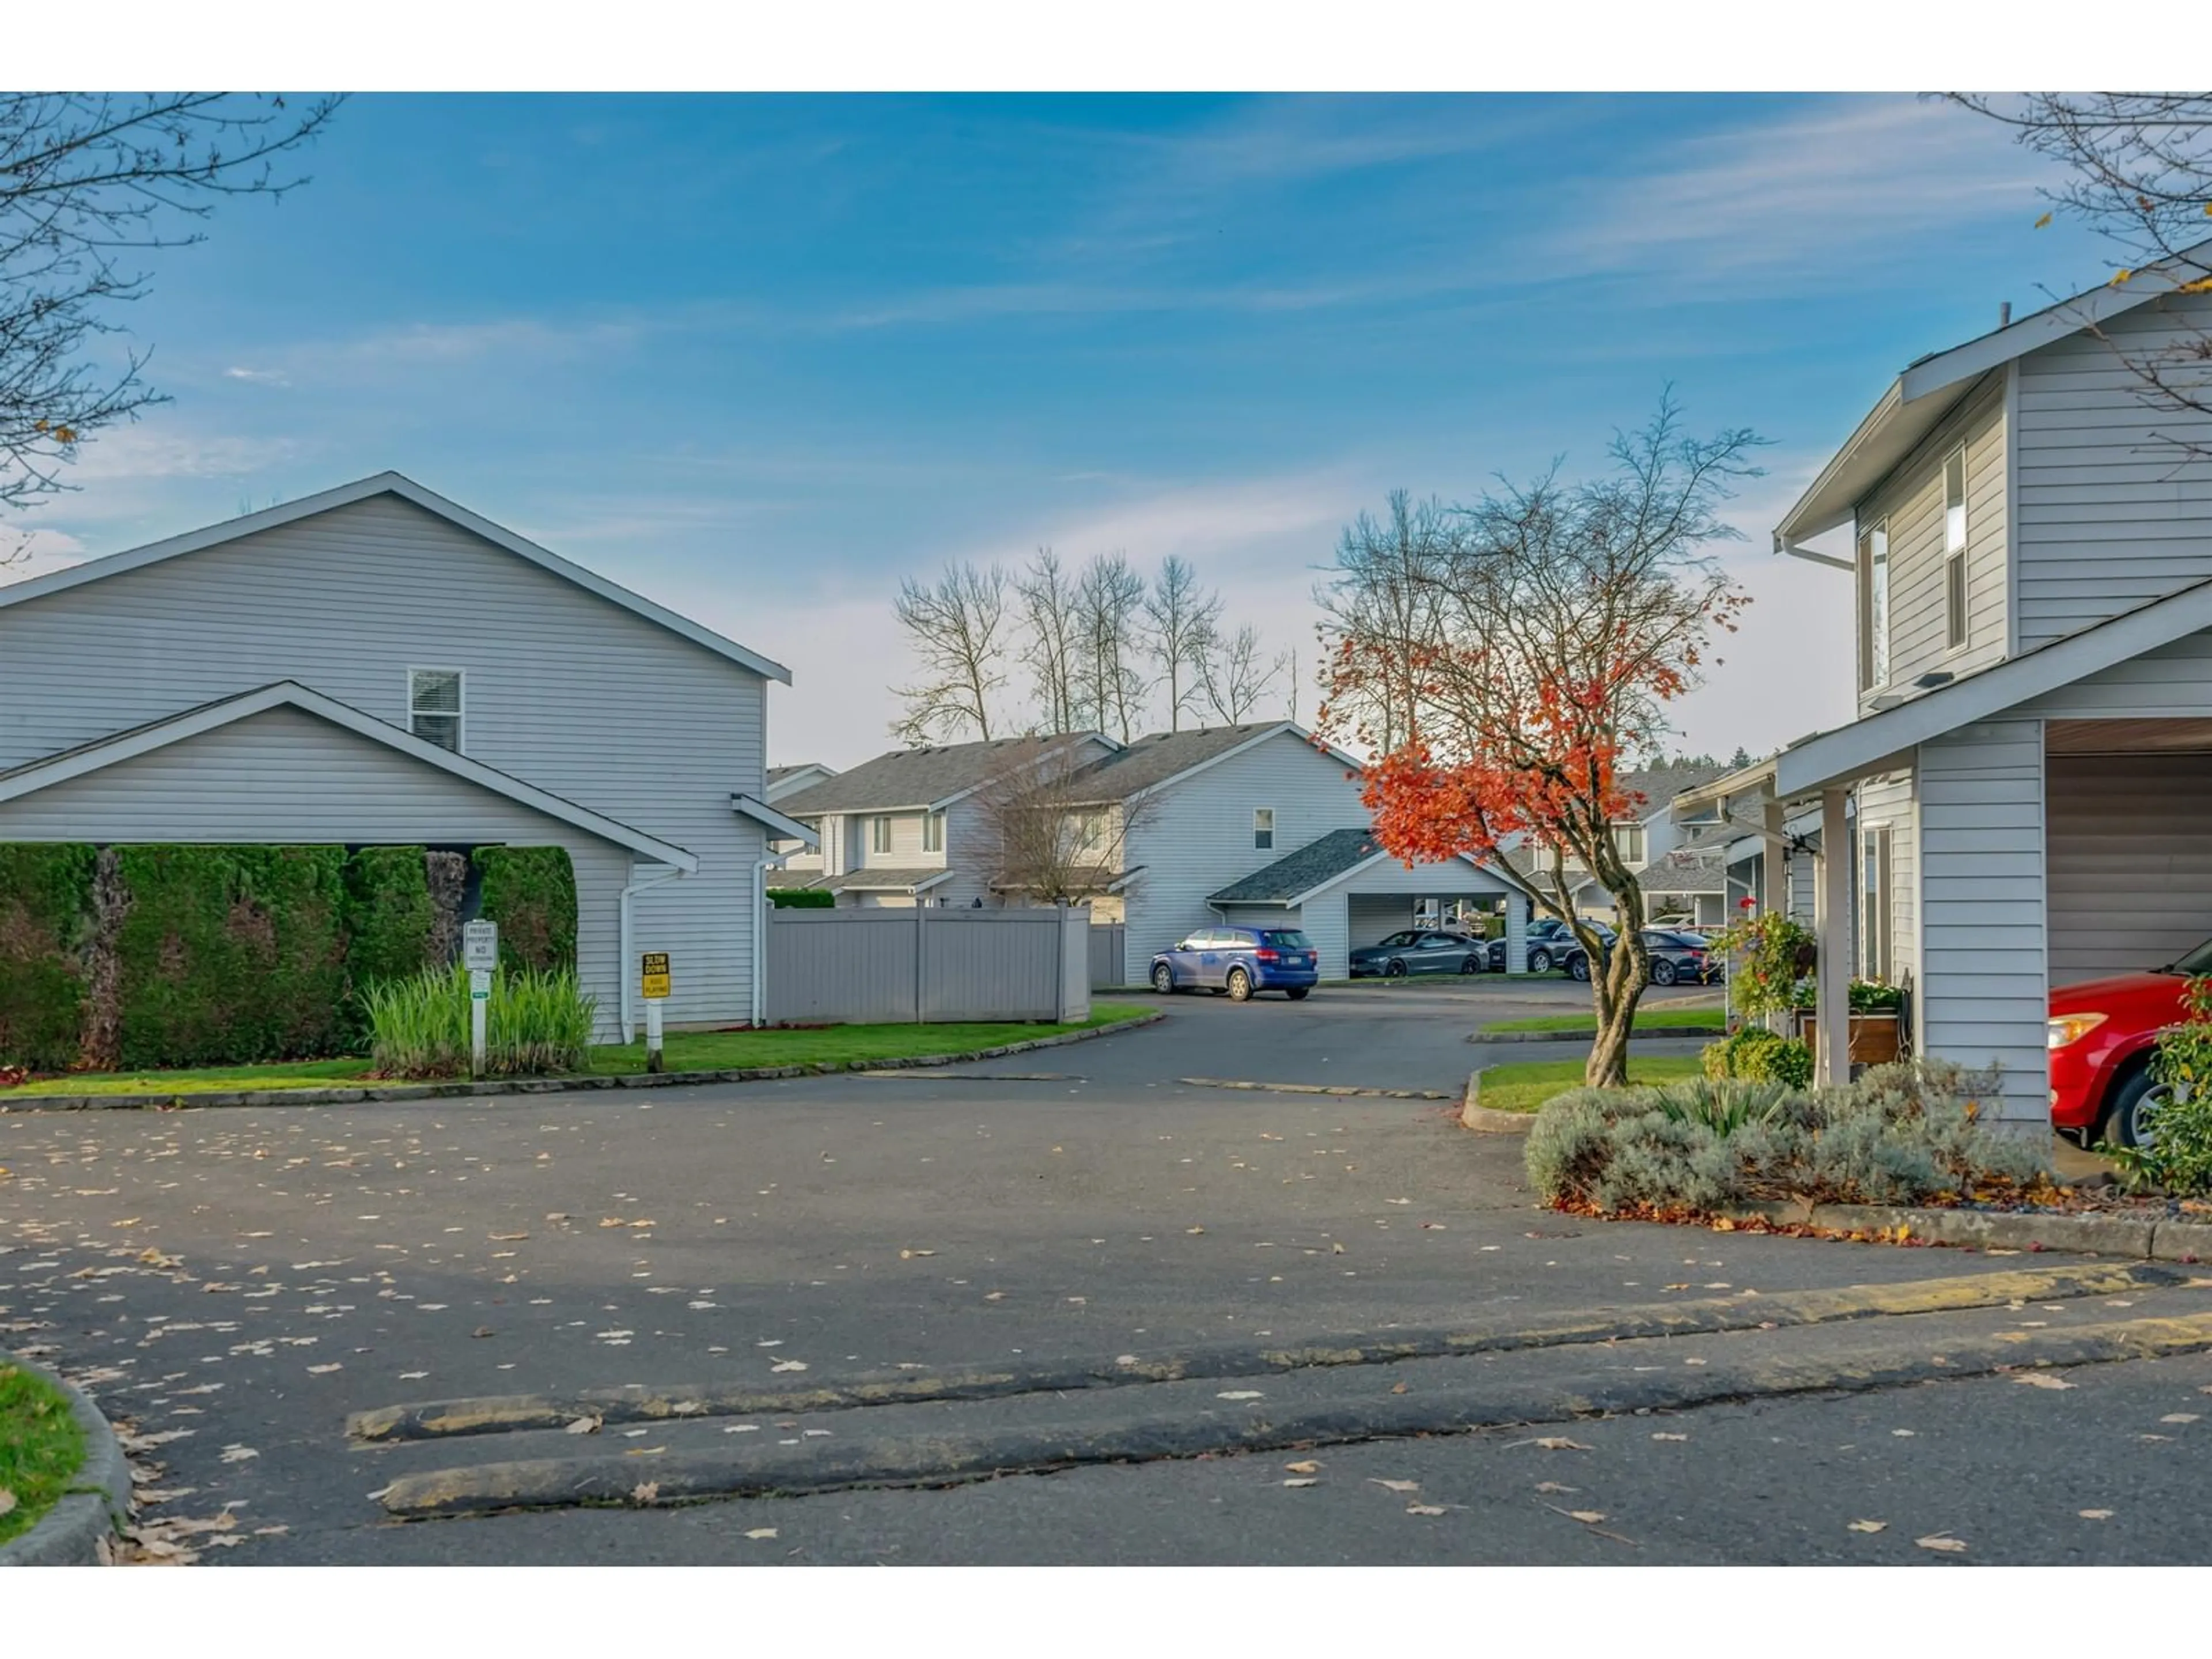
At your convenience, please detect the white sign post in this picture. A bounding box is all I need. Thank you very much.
[640,952,671,1074]
[462,920,499,1077]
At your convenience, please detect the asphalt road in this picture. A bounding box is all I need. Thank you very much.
[6,978,2184,1567]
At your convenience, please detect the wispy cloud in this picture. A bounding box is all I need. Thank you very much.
[223,365,291,387]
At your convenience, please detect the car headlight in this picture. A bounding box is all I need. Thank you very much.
[2047,1012,2108,1050]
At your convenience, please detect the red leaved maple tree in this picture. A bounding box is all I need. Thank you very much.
[1316,399,1760,1086]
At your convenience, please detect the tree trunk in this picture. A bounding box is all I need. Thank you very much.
[1584,916,1648,1088]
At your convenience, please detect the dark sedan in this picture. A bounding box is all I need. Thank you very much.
[1561,927,1717,986]
[1349,929,1485,978]
[1483,917,1574,974]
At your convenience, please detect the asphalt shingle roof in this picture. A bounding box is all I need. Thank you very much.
[1060,722,1296,803]
[775,733,1102,816]
[1620,762,1732,821]
[1208,826,1382,905]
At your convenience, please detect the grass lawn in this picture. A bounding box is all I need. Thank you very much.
[1480,1006,1726,1036]
[1475,1055,1705,1114]
[0,1003,1154,1098]
[0,1361,86,1547]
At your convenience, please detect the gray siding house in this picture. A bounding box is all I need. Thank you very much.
[1713,255,2212,1132]
[775,722,1523,981]
[0,472,811,1042]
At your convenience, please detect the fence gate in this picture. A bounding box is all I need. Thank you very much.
[764,904,1092,1026]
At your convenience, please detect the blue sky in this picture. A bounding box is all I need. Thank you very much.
[7,92,2104,766]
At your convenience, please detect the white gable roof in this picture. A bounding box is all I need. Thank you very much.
[0,680,700,871]
[0,471,793,685]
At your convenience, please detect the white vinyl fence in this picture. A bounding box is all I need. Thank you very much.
[764,904,1093,1026]
[1088,923,1127,989]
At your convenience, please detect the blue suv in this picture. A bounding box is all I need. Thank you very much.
[1150,926,1319,1002]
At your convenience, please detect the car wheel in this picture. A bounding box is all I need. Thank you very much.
[2103,1060,2171,1150]
[1226,967,1253,1002]
[1568,954,1590,982]
[1651,959,1679,987]
[1527,948,1552,975]
[1384,958,1409,979]
[1459,953,1482,975]
[1286,986,1310,1001]
[1151,963,1176,995]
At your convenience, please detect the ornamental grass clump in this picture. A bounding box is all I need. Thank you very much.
[364,966,596,1078]
[1527,1059,2047,1216]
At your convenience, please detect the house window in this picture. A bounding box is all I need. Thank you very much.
[923,811,944,854]
[1944,448,1968,650]
[1861,823,1894,982]
[870,816,893,855]
[1073,811,1108,855]
[1253,808,1275,851]
[1612,823,1646,865]
[1855,522,1889,690]
[408,668,464,752]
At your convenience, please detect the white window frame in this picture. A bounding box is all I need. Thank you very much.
[1612,822,1646,865]
[922,810,945,854]
[1860,821,1894,982]
[870,815,893,855]
[1943,447,1969,652]
[1856,520,1889,691]
[407,666,466,753]
[1253,807,1275,851]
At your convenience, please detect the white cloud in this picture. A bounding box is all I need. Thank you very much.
[223,366,291,387]
[0,524,88,586]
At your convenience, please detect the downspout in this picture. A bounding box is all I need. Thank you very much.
[752,860,770,1028]
[618,863,684,1044]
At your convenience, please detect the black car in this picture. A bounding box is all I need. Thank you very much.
[1483,917,1574,974]
[1350,929,1486,978]
[1560,927,1715,986]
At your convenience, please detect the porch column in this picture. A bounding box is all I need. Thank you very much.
[1759,800,1785,915]
[1814,787,1853,1085]
[1504,891,1528,975]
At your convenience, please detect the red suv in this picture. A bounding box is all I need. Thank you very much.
[2047,938,2211,1147]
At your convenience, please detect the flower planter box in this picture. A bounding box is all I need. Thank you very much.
[1788,1010,1902,1067]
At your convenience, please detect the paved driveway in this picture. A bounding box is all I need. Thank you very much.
[11,987,2168,1567]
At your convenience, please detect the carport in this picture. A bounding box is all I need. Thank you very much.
[1205,826,1524,979]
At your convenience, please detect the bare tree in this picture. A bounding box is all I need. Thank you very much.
[0,93,343,549]
[890,561,1009,743]
[970,736,1156,906]
[1195,622,1281,724]
[1072,551,1149,741]
[1014,547,1080,733]
[1949,93,2212,455]
[1312,491,1457,753]
[1140,555,1222,731]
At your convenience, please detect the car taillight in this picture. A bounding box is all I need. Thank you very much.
[1254,948,1279,961]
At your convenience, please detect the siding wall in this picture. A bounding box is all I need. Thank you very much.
[2047,752,2212,984]
[1856,768,1919,985]
[2016,291,2212,649]
[1855,372,2010,709]
[1915,718,2048,1126]
[0,494,771,1031]
[1119,732,1370,982]
[2022,625,2212,718]
[0,706,634,1040]
[854,809,944,868]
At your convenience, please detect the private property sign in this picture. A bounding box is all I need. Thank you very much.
[463,919,499,972]
[641,952,671,1000]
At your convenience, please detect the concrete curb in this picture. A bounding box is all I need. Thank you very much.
[1718,1196,2212,1263]
[1459,1069,1535,1134]
[1178,1077,1453,1101]
[377,1304,2212,1517]
[0,1353,130,1567]
[0,1011,1167,1113]
[1468,1025,1718,1045]
[349,1260,2169,1445]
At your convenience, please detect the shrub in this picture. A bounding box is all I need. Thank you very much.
[112,845,350,1068]
[475,846,578,972]
[366,965,597,1078]
[345,847,437,987]
[0,843,97,1071]
[2108,972,2212,1195]
[1527,1058,2045,1214]
[1706,911,1813,1018]
[767,887,834,909]
[1701,1027,1813,1089]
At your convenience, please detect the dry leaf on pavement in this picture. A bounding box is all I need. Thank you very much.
[1915,1533,1968,1554]
[1535,1437,1592,1451]
[1534,1482,1578,1494]
[1283,1478,1319,1488]
[218,1445,259,1464]
[1847,1520,1887,1533]
[1369,1479,1421,1493]
[744,1527,778,1540]
[566,1416,601,1435]
[1567,1510,1607,1524]
[2079,1509,2114,1520]
[631,1482,660,1504]
[2014,1373,2075,1391]
[1406,1504,1447,1517]
[1651,1432,1688,1442]
[1283,1460,1320,1474]
[771,1359,808,1373]
[2160,1413,2199,1424]
[1217,1390,1264,1401]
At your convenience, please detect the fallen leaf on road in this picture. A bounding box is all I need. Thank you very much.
[1284,1461,1320,1474]
[1390,1381,1410,1395]
[1282,1478,1319,1488]
[1406,1504,1446,1517]
[1187,1226,1206,1236]
[744,1527,778,1540]
[399,1371,427,1380]
[1217,1390,1264,1401]
[1535,1438,1592,1452]
[1847,1520,1888,1534]
[1331,1243,1346,1255]
[1915,1533,1968,1554]
[2160,1413,2200,1424]
[489,1232,528,1241]
[218,1445,259,1464]
[2079,1509,2114,1520]
[1534,1482,1578,1494]
[1567,1510,1607,1524]
[771,1359,808,1373]
[1369,1479,1421,1493]
[2015,1372,2075,1391]
[471,1327,495,1339]
[565,1417,601,1435]
[1892,1429,1916,1438]
[899,1249,936,1259]
[1651,1432,1688,1442]
[631,1482,659,1503]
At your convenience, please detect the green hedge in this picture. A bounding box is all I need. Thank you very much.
[113,845,351,1069]
[767,887,834,909]
[346,847,437,987]
[475,846,578,972]
[0,843,97,1071]
[1700,1027,1815,1089]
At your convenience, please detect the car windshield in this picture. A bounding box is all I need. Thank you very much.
[1262,930,1312,949]
[1378,931,1416,946]
[2170,937,2212,975]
